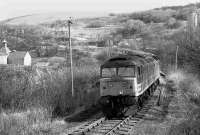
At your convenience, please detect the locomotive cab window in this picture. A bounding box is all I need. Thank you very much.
[101,68,116,77]
[101,67,135,77]
[118,67,135,77]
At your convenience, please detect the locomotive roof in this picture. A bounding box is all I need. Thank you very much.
[101,51,157,68]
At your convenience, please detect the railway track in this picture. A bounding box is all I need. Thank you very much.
[68,88,159,135]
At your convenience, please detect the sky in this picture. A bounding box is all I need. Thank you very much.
[0,0,198,20]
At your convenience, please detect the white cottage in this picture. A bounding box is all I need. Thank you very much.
[0,53,8,64]
[0,40,32,66]
[8,51,31,66]
[0,40,11,64]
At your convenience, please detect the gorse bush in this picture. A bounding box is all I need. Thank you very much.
[114,19,146,38]
[0,64,100,134]
[129,9,175,23]
[165,17,181,29]
[85,21,105,28]
[0,64,100,116]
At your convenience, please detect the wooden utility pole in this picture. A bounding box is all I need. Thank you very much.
[175,45,179,71]
[68,17,74,97]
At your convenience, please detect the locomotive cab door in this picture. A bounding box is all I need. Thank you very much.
[136,66,143,84]
[136,66,143,94]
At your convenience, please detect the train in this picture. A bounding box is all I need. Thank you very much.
[98,49,160,118]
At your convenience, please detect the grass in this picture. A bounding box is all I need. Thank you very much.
[0,64,100,134]
[0,108,77,135]
[0,63,100,113]
[132,69,200,135]
[167,70,200,135]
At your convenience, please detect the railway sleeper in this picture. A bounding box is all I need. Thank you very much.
[120,124,132,128]
[113,130,130,135]
[86,131,106,135]
[129,117,140,121]
[128,121,138,124]
[92,128,111,132]
[118,127,130,132]
[96,127,113,130]
[103,121,121,125]
[100,125,115,128]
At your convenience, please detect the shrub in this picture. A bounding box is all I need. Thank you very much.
[85,21,105,28]
[129,9,175,23]
[165,17,181,29]
[169,119,200,135]
[167,70,200,135]
[0,64,100,116]
[0,108,69,135]
[114,19,146,38]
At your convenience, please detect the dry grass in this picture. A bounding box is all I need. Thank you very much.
[132,70,200,135]
[0,108,78,135]
[167,70,200,135]
[0,64,100,115]
[0,64,100,134]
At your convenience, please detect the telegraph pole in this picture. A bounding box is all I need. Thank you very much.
[175,45,179,71]
[68,17,74,97]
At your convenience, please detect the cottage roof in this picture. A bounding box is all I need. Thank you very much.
[8,51,27,59]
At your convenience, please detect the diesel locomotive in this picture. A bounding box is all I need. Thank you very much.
[98,49,160,118]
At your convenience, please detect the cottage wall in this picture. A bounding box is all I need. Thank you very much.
[0,55,8,64]
[8,57,24,65]
[24,53,31,66]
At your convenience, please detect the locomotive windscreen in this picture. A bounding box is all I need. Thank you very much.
[101,67,135,77]
[118,68,135,77]
[102,68,116,77]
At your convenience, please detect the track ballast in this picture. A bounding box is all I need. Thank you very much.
[68,86,160,135]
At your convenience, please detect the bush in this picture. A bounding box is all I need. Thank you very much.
[167,71,200,135]
[169,119,200,135]
[129,9,175,23]
[0,65,100,116]
[85,21,105,28]
[114,19,146,38]
[0,108,69,135]
[165,17,181,29]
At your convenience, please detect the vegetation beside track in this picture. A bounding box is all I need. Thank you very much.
[132,70,200,135]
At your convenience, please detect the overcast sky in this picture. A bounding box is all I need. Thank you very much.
[0,0,198,20]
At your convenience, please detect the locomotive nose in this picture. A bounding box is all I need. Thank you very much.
[98,96,110,106]
[100,77,136,96]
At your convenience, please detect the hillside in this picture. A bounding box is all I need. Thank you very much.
[2,12,109,25]
[0,2,198,70]
[1,2,198,25]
